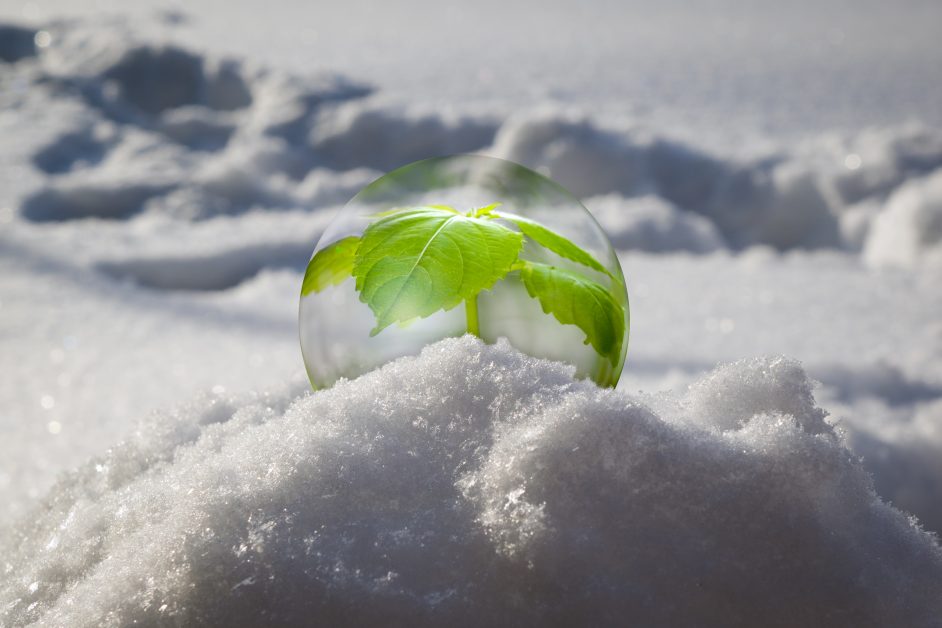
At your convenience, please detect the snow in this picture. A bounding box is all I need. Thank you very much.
[6,1,942,135]
[865,169,942,269]
[492,113,942,250]
[1,5,941,624]
[2,338,940,626]
[586,194,725,253]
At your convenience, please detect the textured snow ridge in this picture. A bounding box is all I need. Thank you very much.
[2,338,940,627]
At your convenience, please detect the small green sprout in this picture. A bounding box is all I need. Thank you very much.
[302,203,626,368]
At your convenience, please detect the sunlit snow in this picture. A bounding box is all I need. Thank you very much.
[1,4,941,625]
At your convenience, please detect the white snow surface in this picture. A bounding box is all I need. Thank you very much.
[865,169,942,269]
[2,337,941,627]
[1,7,942,624]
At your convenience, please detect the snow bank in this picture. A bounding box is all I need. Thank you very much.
[2,338,939,627]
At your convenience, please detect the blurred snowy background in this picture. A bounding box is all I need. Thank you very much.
[1,1,941,624]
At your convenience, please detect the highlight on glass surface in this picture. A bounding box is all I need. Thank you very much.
[299,155,630,389]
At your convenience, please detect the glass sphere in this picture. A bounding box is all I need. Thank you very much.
[299,155,629,388]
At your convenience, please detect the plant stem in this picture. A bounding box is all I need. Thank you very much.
[465,295,480,337]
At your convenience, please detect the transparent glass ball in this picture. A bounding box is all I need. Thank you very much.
[299,155,629,388]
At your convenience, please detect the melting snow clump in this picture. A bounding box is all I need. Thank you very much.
[1,337,940,627]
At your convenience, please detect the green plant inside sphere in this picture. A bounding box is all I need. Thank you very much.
[299,155,629,389]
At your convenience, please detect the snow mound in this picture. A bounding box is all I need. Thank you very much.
[308,101,498,172]
[493,113,942,252]
[865,169,942,269]
[2,338,940,627]
[846,399,942,537]
[5,18,373,222]
[586,193,725,253]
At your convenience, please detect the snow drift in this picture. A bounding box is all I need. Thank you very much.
[491,113,942,254]
[5,19,942,265]
[2,338,940,627]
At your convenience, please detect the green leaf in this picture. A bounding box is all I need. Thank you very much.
[301,235,361,296]
[353,206,524,335]
[470,202,502,217]
[518,261,625,367]
[492,210,614,279]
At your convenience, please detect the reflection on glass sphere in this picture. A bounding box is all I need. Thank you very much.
[299,155,629,388]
